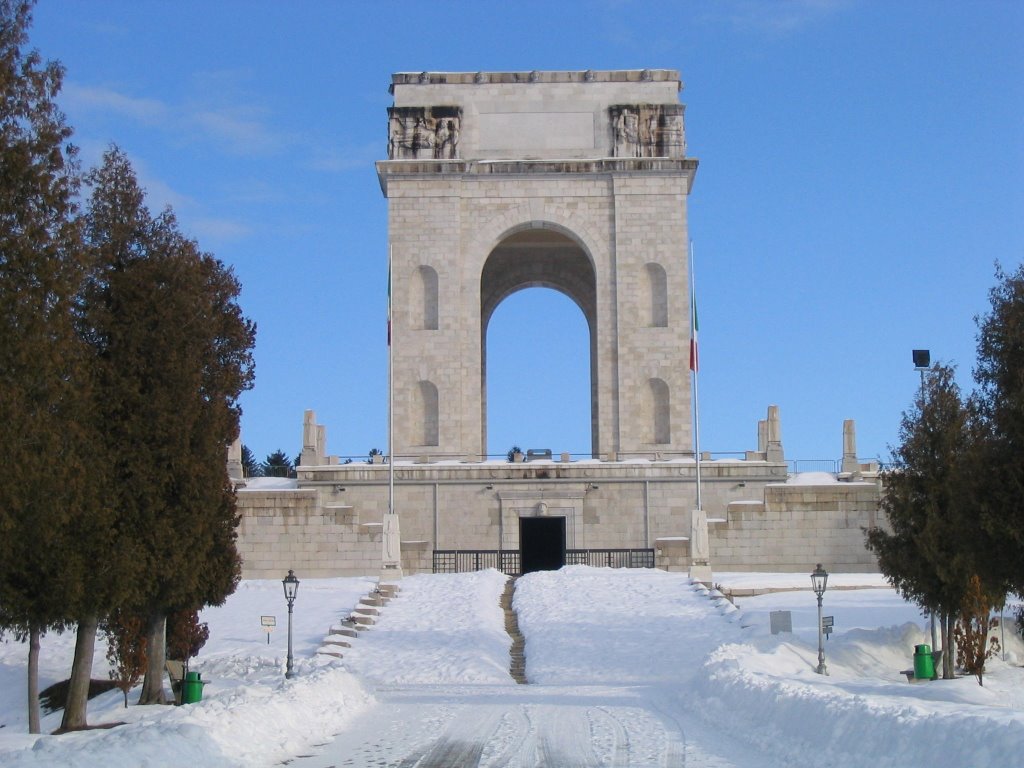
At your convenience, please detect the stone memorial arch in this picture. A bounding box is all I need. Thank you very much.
[377,70,699,460]
[232,70,883,581]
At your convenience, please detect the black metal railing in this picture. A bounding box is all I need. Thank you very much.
[565,548,655,569]
[433,550,520,575]
[433,548,654,576]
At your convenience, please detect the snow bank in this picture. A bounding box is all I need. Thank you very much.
[238,477,298,490]
[0,576,376,767]
[2,664,372,768]
[690,586,1024,767]
[693,638,1024,768]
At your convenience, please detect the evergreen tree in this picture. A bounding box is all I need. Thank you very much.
[0,0,90,733]
[82,146,255,705]
[261,449,293,478]
[972,262,1024,596]
[865,364,983,678]
[241,444,261,478]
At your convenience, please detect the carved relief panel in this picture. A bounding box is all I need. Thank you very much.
[609,104,684,158]
[388,106,462,159]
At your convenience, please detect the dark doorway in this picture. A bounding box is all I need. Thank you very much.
[520,516,566,574]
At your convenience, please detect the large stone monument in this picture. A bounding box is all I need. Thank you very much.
[230,71,883,581]
[377,70,699,460]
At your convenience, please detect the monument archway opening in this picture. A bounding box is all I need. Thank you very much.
[485,287,592,457]
[481,227,598,458]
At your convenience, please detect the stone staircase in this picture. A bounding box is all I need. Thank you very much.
[501,578,527,684]
[317,582,400,659]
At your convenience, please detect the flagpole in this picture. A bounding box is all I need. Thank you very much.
[388,244,394,516]
[382,244,402,580]
[689,240,710,582]
[690,240,702,512]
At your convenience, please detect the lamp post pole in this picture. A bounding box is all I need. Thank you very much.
[282,569,300,679]
[811,563,829,675]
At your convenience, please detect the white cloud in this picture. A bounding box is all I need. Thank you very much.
[62,82,169,123]
[718,0,852,36]
[132,162,194,213]
[189,216,252,243]
[63,79,292,158]
[308,141,381,173]
[189,107,289,155]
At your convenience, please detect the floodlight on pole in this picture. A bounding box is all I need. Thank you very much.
[912,350,941,657]
[811,563,829,675]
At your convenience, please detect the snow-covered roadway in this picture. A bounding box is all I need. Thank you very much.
[292,568,784,767]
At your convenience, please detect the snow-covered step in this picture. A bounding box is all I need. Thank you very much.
[329,626,359,638]
[376,583,400,599]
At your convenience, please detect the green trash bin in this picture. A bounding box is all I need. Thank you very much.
[913,644,935,680]
[181,670,206,704]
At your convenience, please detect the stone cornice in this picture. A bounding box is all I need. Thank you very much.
[390,69,682,91]
[376,157,699,195]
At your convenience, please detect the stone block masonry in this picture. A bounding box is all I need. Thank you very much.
[233,70,883,578]
[235,428,881,578]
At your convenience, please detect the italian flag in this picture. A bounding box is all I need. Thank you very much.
[689,291,699,372]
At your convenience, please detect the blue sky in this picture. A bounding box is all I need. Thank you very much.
[30,1,1023,464]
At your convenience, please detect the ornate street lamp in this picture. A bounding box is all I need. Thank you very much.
[282,569,300,679]
[811,563,828,675]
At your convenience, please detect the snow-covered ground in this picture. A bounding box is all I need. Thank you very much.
[1,568,1022,766]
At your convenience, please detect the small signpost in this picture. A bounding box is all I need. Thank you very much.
[769,610,793,635]
[261,615,276,644]
[823,615,834,638]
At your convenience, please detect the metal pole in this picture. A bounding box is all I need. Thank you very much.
[388,245,394,517]
[690,241,703,513]
[285,600,294,679]
[919,365,941,658]
[816,592,828,675]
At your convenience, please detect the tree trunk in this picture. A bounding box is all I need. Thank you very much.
[943,612,956,679]
[60,616,98,731]
[27,624,41,734]
[137,612,167,705]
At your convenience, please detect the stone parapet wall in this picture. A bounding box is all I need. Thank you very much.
[236,489,383,578]
[234,461,880,578]
[709,481,881,573]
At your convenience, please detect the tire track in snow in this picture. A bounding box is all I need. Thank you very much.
[481,704,535,766]
[397,705,502,767]
[537,704,602,767]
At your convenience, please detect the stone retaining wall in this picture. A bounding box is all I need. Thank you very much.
[235,460,881,578]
